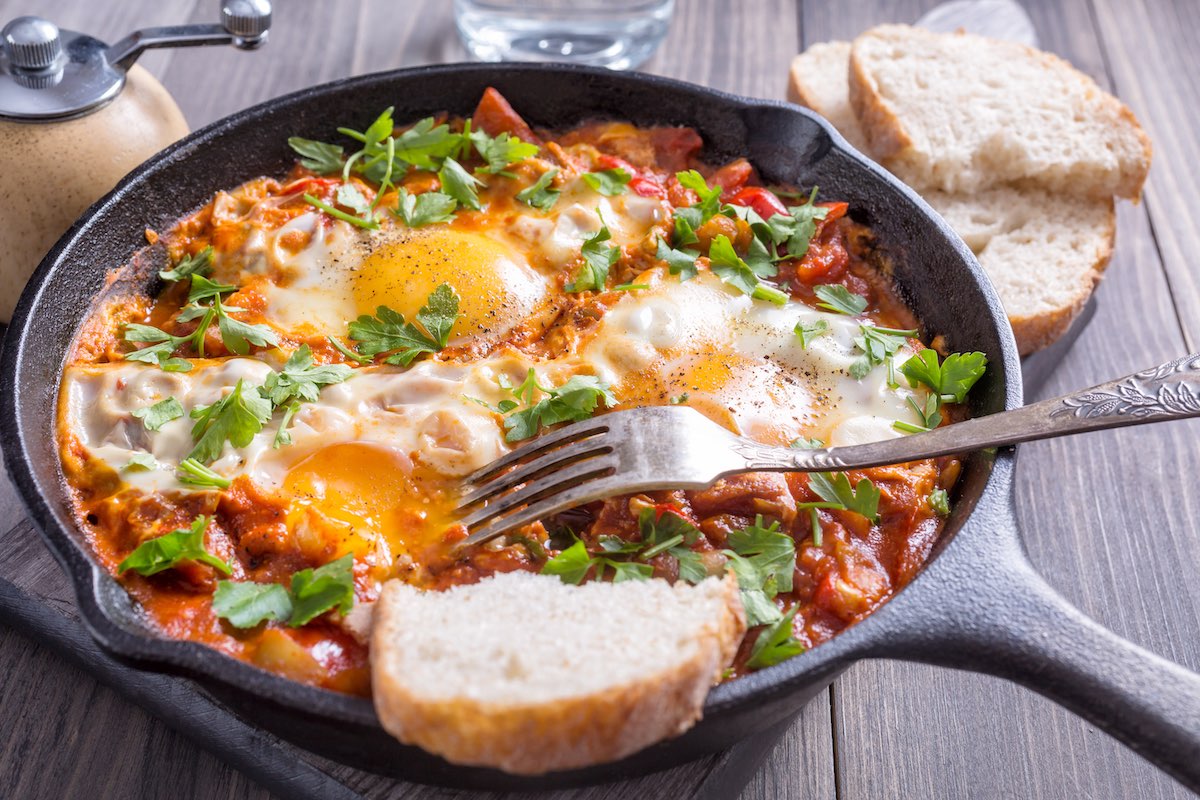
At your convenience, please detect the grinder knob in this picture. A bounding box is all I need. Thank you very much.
[2,16,62,70]
[222,0,272,47]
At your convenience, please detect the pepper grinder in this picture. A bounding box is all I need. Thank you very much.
[0,0,273,322]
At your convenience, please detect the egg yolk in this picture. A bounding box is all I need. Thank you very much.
[353,229,549,342]
[282,442,458,580]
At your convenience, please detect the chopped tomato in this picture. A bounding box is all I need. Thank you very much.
[712,158,754,197]
[596,154,665,197]
[728,186,788,219]
[472,87,541,144]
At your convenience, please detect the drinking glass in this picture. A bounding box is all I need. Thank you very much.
[454,0,675,70]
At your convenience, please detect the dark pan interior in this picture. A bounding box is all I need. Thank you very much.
[0,64,1021,789]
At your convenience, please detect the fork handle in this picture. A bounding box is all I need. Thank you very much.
[736,352,1200,472]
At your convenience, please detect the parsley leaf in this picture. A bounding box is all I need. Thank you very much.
[176,458,231,489]
[132,397,183,432]
[894,393,943,434]
[117,516,230,577]
[438,157,485,211]
[541,539,595,584]
[289,553,355,626]
[746,607,805,669]
[469,129,539,173]
[727,517,795,593]
[159,247,214,283]
[656,237,699,281]
[335,183,373,216]
[121,326,194,372]
[850,324,917,380]
[501,371,617,442]
[566,224,619,292]
[516,168,561,211]
[794,319,829,349]
[261,345,353,406]
[708,234,788,305]
[900,350,988,404]
[216,305,280,355]
[394,188,457,227]
[187,379,273,464]
[213,581,293,628]
[676,170,722,225]
[784,189,831,260]
[582,168,631,196]
[303,193,380,230]
[723,515,797,627]
[287,137,344,174]
[346,283,460,366]
[273,401,301,448]
[809,472,880,522]
[390,116,462,170]
[123,452,158,472]
[813,284,867,315]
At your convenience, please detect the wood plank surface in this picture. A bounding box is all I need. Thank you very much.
[0,0,1198,798]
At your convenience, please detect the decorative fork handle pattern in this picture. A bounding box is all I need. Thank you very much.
[735,353,1200,473]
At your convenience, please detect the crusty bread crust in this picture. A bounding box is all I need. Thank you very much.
[1007,201,1115,355]
[370,572,746,775]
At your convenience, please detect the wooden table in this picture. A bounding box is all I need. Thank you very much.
[1,0,1197,797]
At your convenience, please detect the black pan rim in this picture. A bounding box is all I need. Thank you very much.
[0,61,1023,758]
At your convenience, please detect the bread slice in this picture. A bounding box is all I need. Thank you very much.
[847,24,1151,199]
[787,41,871,154]
[924,187,1115,354]
[371,570,746,774]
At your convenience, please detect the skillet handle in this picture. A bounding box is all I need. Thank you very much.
[862,519,1200,792]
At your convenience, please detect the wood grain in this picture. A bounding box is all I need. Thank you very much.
[1090,0,1200,351]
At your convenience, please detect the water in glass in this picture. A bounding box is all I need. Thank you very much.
[454,0,674,70]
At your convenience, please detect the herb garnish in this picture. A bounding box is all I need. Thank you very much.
[516,168,561,211]
[469,129,539,174]
[707,234,788,305]
[177,457,232,489]
[345,283,460,366]
[159,247,213,282]
[807,472,880,522]
[565,223,619,292]
[582,168,631,196]
[438,157,485,211]
[132,397,184,432]
[494,369,618,442]
[746,607,805,669]
[123,452,158,472]
[656,237,700,281]
[794,319,830,349]
[541,508,706,585]
[813,284,867,315]
[850,323,917,380]
[187,379,273,464]
[722,515,797,627]
[213,553,355,628]
[117,516,231,577]
[261,345,353,406]
[393,188,457,228]
[894,393,943,434]
[899,349,988,404]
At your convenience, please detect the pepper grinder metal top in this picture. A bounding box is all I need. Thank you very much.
[0,0,272,121]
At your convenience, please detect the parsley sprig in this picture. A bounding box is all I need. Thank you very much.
[213,553,355,628]
[344,283,460,366]
[488,369,618,442]
[708,234,788,305]
[541,508,707,585]
[566,223,620,292]
[899,350,988,404]
[805,472,881,522]
[722,515,797,627]
[516,168,561,211]
[117,516,230,577]
[187,379,273,464]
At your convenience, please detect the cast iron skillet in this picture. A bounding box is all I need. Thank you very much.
[2,64,1199,791]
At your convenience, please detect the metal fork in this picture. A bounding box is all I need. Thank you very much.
[456,352,1200,546]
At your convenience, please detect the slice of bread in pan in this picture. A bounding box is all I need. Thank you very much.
[924,186,1115,355]
[371,570,746,775]
[787,41,871,153]
[847,24,1151,199]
